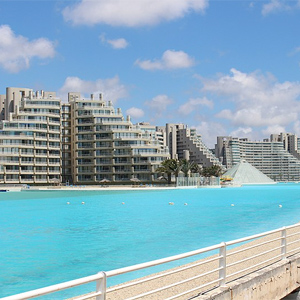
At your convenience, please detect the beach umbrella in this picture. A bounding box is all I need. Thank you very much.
[130,178,141,184]
[49,178,60,186]
[157,176,167,181]
[100,178,110,183]
[99,178,110,186]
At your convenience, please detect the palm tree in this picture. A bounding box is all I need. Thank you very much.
[169,159,182,178]
[156,159,180,184]
[180,159,195,177]
[190,163,202,175]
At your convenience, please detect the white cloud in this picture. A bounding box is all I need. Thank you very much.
[135,50,195,70]
[195,121,227,148]
[63,0,208,27]
[262,0,285,15]
[146,94,173,111]
[293,120,300,136]
[179,97,213,115]
[126,107,144,119]
[289,46,300,56]
[100,33,128,49]
[261,0,300,15]
[58,76,128,103]
[262,125,286,136]
[144,94,173,121]
[202,68,300,130]
[0,25,55,73]
[230,127,253,137]
[107,38,128,49]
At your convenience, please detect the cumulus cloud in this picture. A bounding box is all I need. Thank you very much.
[202,68,300,132]
[289,46,300,56]
[179,97,213,115]
[262,125,286,136]
[146,94,173,110]
[0,25,55,73]
[293,120,300,136]
[135,50,195,70]
[58,76,128,103]
[195,121,227,148]
[63,0,208,27]
[262,0,285,15]
[144,94,173,120]
[262,0,300,15]
[126,107,144,119]
[100,33,128,49]
[107,38,128,49]
[230,127,253,137]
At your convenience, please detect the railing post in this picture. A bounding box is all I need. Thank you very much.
[219,242,227,287]
[96,271,107,300]
[281,227,287,259]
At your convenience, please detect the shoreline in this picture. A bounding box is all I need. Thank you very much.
[2,185,223,192]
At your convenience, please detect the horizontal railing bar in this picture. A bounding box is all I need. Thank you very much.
[106,243,223,278]
[227,237,282,257]
[226,227,282,247]
[286,232,300,239]
[287,238,300,247]
[227,253,282,280]
[287,223,300,229]
[287,245,300,255]
[227,245,282,269]
[125,267,221,300]
[0,273,104,300]
[107,255,220,293]
[164,278,221,300]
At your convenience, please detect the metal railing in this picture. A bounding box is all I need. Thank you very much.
[2,223,300,300]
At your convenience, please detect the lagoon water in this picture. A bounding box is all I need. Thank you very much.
[1,184,300,298]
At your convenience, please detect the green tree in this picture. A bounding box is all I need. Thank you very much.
[201,165,223,177]
[156,159,181,184]
[169,159,182,178]
[190,162,202,175]
[180,159,196,177]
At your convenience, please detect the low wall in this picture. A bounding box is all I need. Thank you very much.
[198,253,300,300]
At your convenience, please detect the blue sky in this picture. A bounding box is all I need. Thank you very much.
[1,0,300,147]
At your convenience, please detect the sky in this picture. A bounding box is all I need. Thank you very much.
[1,0,300,147]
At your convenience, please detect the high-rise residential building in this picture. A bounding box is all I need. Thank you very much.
[68,92,169,184]
[270,133,300,160]
[0,87,61,184]
[0,87,170,185]
[157,123,223,168]
[61,102,72,184]
[215,136,300,181]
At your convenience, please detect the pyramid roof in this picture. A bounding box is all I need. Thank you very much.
[223,160,275,185]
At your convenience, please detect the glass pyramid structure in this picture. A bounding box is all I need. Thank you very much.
[223,160,276,185]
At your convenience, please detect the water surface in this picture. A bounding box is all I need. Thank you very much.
[1,184,300,298]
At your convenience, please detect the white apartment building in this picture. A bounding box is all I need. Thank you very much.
[158,123,223,167]
[0,87,61,184]
[0,88,171,185]
[68,92,169,184]
[0,87,224,185]
[215,136,300,181]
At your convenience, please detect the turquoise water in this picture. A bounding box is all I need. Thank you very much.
[1,184,300,299]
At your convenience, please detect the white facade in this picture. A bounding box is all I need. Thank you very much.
[0,88,61,184]
[161,123,223,167]
[215,135,300,182]
[68,93,170,184]
[0,88,170,185]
